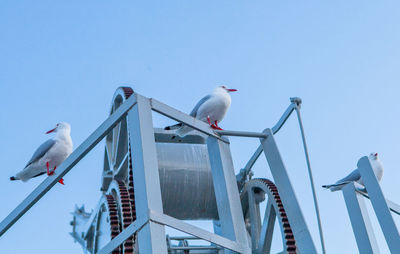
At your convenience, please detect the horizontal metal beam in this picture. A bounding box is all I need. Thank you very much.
[169,246,220,250]
[216,130,268,138]
[0,94,137,237]
[149,210,251,254]
[150,98,228,143]
[97,215,148,254]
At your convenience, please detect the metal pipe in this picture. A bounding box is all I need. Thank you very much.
[216,130,268,138]
[169,246,220,250]
[240,102,297,182]
[169,236,201,240]
[294,103,326,254]
[271,103,296,135]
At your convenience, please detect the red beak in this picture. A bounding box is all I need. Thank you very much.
[227,89,237,92]
[46,128,56,134]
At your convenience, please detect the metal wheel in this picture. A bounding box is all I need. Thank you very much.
[101,87,137,254]
[93,195,122,254]
[108,180,135,254]
[241,178,297,254]
[102,87,134,190]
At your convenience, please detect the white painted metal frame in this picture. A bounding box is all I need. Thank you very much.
[0,92,320,254]
[342,157,400,253]
[260,128,317,254]
[342,183,380,254]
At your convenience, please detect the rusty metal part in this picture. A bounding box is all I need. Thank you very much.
[105,194,122,254]
[254,178,297,254]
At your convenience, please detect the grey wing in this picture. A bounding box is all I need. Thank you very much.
[189,95,212,117]
[24,139,56,168]
[336,169,361,184]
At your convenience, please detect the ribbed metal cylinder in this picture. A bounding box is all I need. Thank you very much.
[156,142,218,220]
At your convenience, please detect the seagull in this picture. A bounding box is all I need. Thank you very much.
[165,85,237,138]
[10,122,73,184]
[322,153,383,191]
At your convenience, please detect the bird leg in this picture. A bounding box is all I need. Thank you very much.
[46,162,64,184]
[46,162,54,176]
[207,116,219,129]
[213,120,223,130]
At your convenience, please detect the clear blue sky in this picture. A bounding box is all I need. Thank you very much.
[1,1,400,253]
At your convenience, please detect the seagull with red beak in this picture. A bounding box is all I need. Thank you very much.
[10,122,73,184]
[165,85,237,138]
[322,152,383,191]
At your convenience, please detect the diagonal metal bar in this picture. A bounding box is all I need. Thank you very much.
[342,183,380,254]
[148,210,251,254]
[97,215,148,254]
[260,128,317,253]
[356,190,400,216]
[150,98,227,142]
[294,104,326,254]
[241,103,296,178]
[357,157,400,252]
[0,94,137,237]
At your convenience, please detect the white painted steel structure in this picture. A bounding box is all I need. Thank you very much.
[0,88,327,254]
[340,157,400,253]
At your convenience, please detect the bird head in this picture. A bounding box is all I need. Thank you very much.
[46,122,71,134]
[217,85,237,93]
[369,152,378,160]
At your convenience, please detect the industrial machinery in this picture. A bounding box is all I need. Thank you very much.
[69,87,321,254]
[1,87,399,253]
[0,87,327,254]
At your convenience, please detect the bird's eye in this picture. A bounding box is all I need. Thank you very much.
[221,85,226,89]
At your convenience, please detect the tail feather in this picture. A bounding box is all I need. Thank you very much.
[164,123,183,130]
[322,181,352,192]
[10,176,18,181]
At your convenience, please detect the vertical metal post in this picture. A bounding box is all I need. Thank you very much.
[257,200,275,254]
[127,94,168,253]
[260,128,317,254]
[207,137,250,253]
[342,183,380,254]
[247,188,261,253]
[357,157,400,252]
[294,103,326,254]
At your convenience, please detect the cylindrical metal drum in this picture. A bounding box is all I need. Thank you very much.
[156,142,218,220]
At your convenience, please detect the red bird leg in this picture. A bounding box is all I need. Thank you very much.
[214,121,223,130]
[46,162,54,176]
[51,166,64,184]
[207,116,218,129]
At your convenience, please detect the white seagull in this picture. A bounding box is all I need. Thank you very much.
[10,122,73,184]
[165,85,237,138]
[322,152,383,191]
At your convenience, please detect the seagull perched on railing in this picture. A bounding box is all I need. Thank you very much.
[322,153,383,191]
[10,122,73,185]
[165,85,237,138]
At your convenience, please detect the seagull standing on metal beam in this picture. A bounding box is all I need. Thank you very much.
[165,85,237,138]
[322,153,383,191]
[10,122,73,185]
